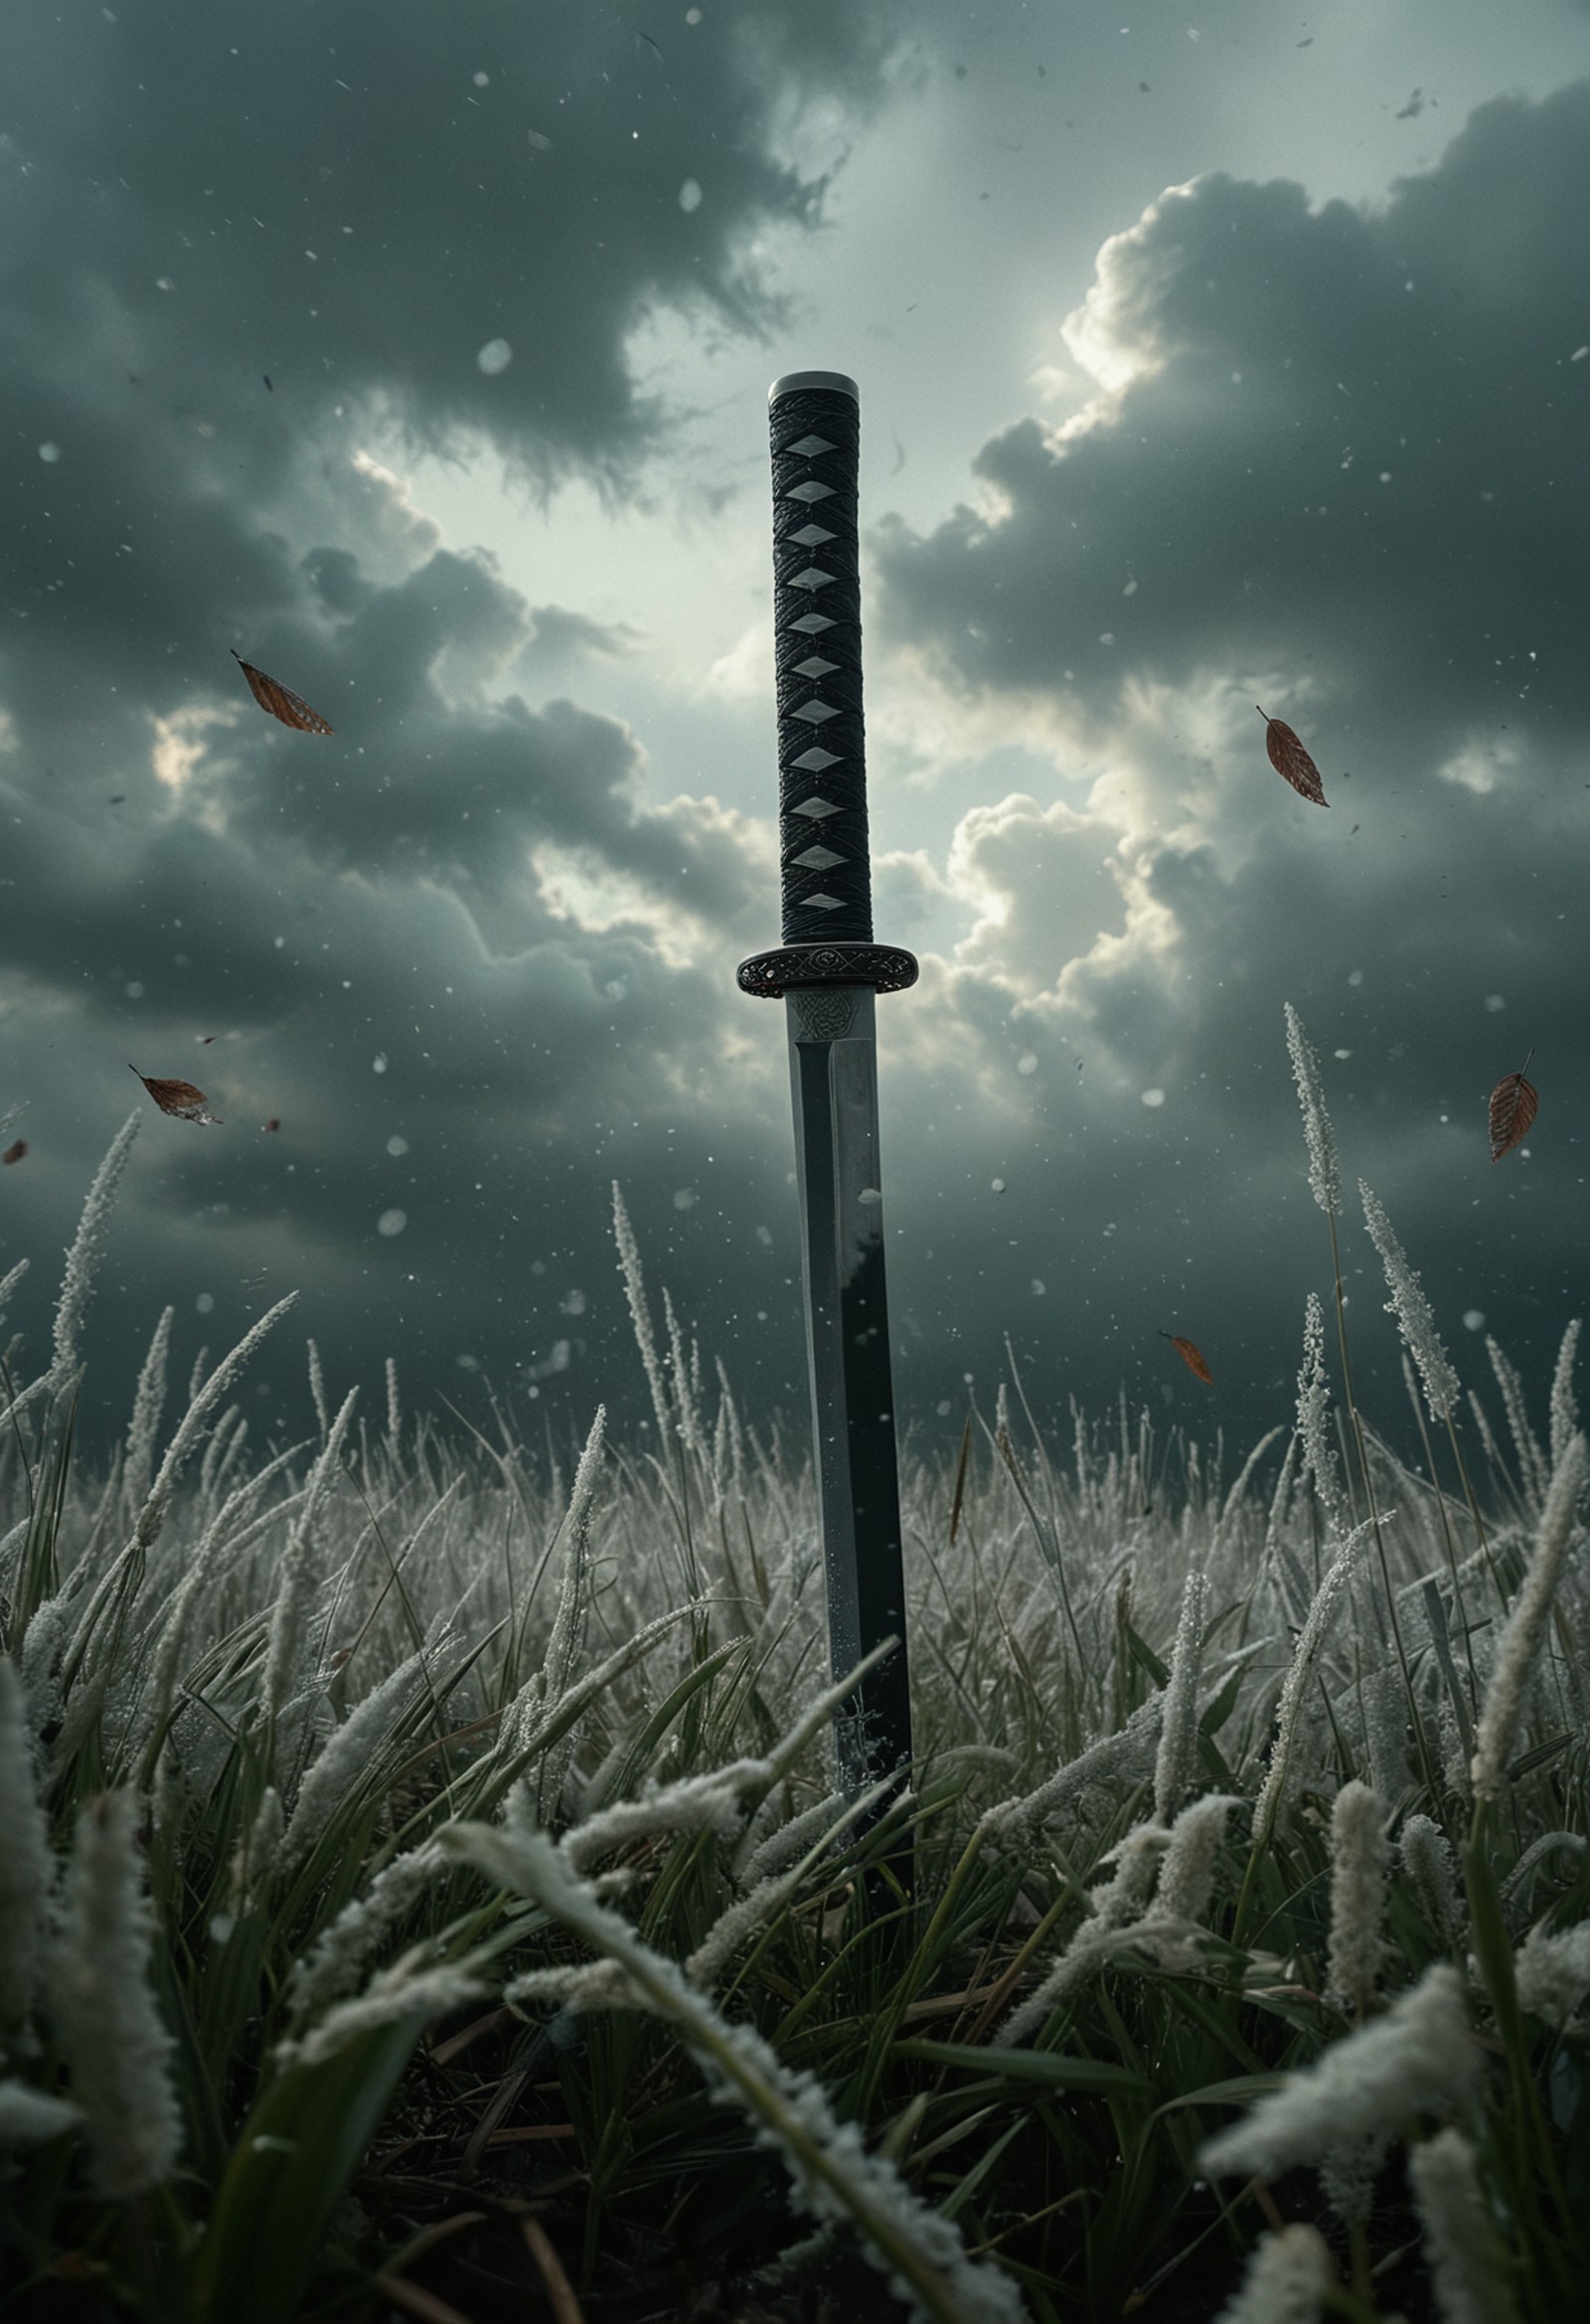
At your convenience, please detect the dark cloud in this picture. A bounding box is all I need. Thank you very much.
[864,86,1590,1436]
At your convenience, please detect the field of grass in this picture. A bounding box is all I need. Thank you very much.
[2,1014,1588,2323]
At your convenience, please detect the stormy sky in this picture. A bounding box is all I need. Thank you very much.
[3,0,1588,1465]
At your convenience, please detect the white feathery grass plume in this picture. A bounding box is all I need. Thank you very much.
[276,1959,487,2071]
[1548,1319,1582,1474]
[1284,1005,1340,1216]
[276,1648,428,1874]
[49,1113,140,1391]
[530,1407,604,1809]
[1252,1516,1377,1838]
[1156,1793,1242,1924]
[1360,1183,1461,1423]
[1398,1814,1466,1952]
[1153,1566,1207,1822]
[285,1838,452,2023]
[1325,1780,1389,2019]
[385,1355,401,1453]
[996,1822,1175,2046]
[306,1337,330,1439]
[132,1293,300,1552]
[979,1688,1165,1844]
[122,1304,173,1513]
[612,1182,673,1450]
[1487,1336,1549,1508]
[50,1790,183,2199]
[686,1774,902,1991]
[1408,2127,1522,2324]
[1208,2224,1332,2324]
[735,1790,849,1888]
[0,1657,54,2041]
[1295,1293,1348,1537]
[663,1286,709,1468]
[503,1602,712,1779]
[1198,1963,1477,2184]
[996,1909,1195,2047]
[0,1254,28,1327]
[438,1821,1028,2324]
[1511,1917,1590,2028]
[134,1452,309,1762]
[260,1384,359,1726]
[1471,1431,1586,1800]
[0,2079,80,2147]
[1360,1665,1408,1800]
[557,1634,899,1876]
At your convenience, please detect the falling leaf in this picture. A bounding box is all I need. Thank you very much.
[2,1139,26,1166]
[129,1065,224,1125]
[1256,705,1328,806]
[1160,1331,1213,1385]
[231,648,334,735]
[263,1117,281,1134]
[1489,1049,1538,1163]
[262,374,273,391]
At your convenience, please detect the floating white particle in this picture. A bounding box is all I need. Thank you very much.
[456,1351,480,1369]
[1334,1048,1352,1059]
[472,71,489,85]
[1379,470,1392,483]
[1141,1087,1166,1107]
[1571,346,1589,363]
[476,338,513,375]
[678,178,703,213]
[755,1224,773,1245]
[38,441,61,462]
[687,5,701,20]
[672,1187,697,1210]
[527,129,553,150]
[373,1053,388,1073]
[1099,631,1115,644]
[1018,1053,1037,1076]
[125,980,144,999]
[378,1209,407,1238]
[991,1178,1006,1193]
[155,275,174,290]
[1463,1309,1486,1331]
[387,1134,408,1156]
[1485,994,1506,1012]
[196,1291,214,1314]
[1123,578,1138,595]
[1348,969,1364,986]
[1031,1278,1046,1296]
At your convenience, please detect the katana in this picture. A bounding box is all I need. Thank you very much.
[738,371,916,1806]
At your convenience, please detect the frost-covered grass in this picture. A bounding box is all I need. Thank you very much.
[2,1035,1588,2324]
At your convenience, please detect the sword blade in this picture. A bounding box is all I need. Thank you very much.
[786,982,912,1789]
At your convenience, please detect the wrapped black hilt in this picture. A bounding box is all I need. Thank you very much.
[737,371,918,1001]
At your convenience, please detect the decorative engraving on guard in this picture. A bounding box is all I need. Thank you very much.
[736,943,919,999]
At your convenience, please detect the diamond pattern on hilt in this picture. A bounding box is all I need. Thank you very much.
[791,523,835,547]
[793,796,841,820]
[794,844,845,870]
[792,746,841,770]
[790,612,835,635]
[794,654,838,678]
[791,566,835,591]
[804,892,845,913]
[786,479,836,503]
[788,434,836,457]
[793,699,840,725]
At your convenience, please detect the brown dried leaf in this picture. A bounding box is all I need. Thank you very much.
[232,648,334,735]
[129,1065,224,1126]
[1489,1051,1538,1163]
[2,1139,26,1166]
[1257,705,1328,806]
[1160,1331,1213,1386]
[263,1117,281,1134]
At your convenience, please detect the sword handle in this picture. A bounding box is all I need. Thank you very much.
[769,372,872,947]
